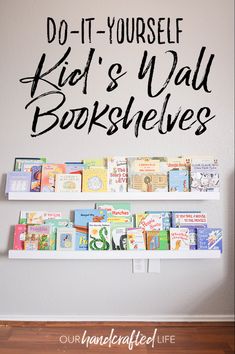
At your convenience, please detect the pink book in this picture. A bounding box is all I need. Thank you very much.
[13,224,27,250]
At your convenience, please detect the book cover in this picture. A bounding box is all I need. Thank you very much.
[27,211,48,225]
[41,163,66,192]
[127,157,161,192]
[45,218,72,250]
[55,174,82,192]
[135,213,163,231]
[26,225,51,250]
[24,240,38,251]
[83,159,107,169]
[89,222,111,250]
[167,156,190,171]
[14,157,46,171]
[168,170,190,192]
[21,161,44,173]
[146,230,170,250]
[74,209,107,230]
[107,157,128,192]
[75,231,88,251]
[56,227,76,251]
[13,224,27,250]
[82,168,107,192]
[96,202,132,223]
[191,163,219,192]
[145,211,172,230]
[197,228,222,252]
[111,222,133,250]
[187,226,198,250]
[172,212,207,228]
[65,162,84,174]
[30,165,42,192]
[127,228,146,250]
[47,212,62,219]
[170,228,190,250]
[5,172,31,193]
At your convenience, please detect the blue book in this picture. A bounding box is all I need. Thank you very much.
[74,209,107,229]
[187,226,198,250]
[145,211,172,230]
[30,165,42,192]
[197,228,222,252]
[168,170,189,192]
[75,231,88,251]
[172,212,207,228]
[5,172,31,193]
[65,162,84,174]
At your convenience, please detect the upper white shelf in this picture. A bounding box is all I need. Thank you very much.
[7,192,220,201]
[8,250,221,260]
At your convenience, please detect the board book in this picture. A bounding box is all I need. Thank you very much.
[168,170,189,192]
[30,165,42,192]
[135,213,163,231]
[146,230,169,250]
[197,228,222,252]
[111,222,133,250]
[26,224,51,250]
[56,227,76,251]
[191,162,219,192]
[82,168,107,192]
[45,218,72,250]
[127,228,146,250]
[170,228,190,251]
[96,202,132,223]
[5,172,31,193]
[74,209,107,231]
[55,174,81,192]
[41,163,66,192]
[88,222,111,250]
[13,224,27,250]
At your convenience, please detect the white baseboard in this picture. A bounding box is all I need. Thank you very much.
[0,314,234,322]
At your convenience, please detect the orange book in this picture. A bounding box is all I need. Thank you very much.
[41,164,66,192]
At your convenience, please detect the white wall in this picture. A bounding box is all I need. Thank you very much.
[0,0,234,321]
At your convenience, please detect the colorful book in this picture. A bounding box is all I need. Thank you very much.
[89,222,111,250]
[127,228,146,250]
[191,162,219,192]
[111,222,133,250]
[168,170,189,192]
[74,209,107,230]
[21,161,44,173]
[172,212,207,228]
[167,156,190,171]
[170,228,190,250]
[56,227,76,251]
[26,224,51,250]
[55,174,81,192]
[145,211,172,230]
[96,202,132,223]
[45,219,72,250]
[13,224,27,250]
[65,162,84,174]
[127,157,161,192]
[24,240,38,250]
[186,226,198,250]
[41,163,66,192]
[75,231,88,251]
[5,172,31,193]
[30,165,42,192]
[47,212,62,219]
[83,159,107,169]
[146,230,170,250]
[135,213,163,231]
[197,228,222,252]
[107,157,128,192]
[14,157,46,171]
[26,211,48,225]
[82,168,107,192]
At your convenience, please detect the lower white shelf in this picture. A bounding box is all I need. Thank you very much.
[8,250,221,260]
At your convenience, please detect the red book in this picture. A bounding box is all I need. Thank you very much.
[13,224,27,250]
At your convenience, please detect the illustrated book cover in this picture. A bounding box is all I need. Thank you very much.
[82,168,107,192]
[30,165,42,192]
[107,157,128,192]
[170,228,190,251]
[197,228,222,252]
[13,224,27,250]
[168,170,190,192]
[146,230,170,250]
[111,222,133,250]
[41,163,66,192]
[96,202,132,223]
[26,224,51,250]
[127,228,146,250]
[45,218,72,250]
[56,227,76,251]
[135,213,163,231]
[172,212,207,228]
[88,222,111,250]
[190,162,219,192]
[145,211,172,230]
[5,172,31,193]
[55,173,82,193]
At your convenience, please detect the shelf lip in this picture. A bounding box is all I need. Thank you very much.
[7,192,220,201]
[8,250,221,260]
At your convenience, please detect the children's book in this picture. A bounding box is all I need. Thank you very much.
[135,213,163,231]
[65,162,84,174]
[127,228,146,250]
[5,172,31,193]
[13,224,27,250]
[197,228,222,252]
[26,211,48,225]
[146,230,170,250]
[45,219,72,250]
[170,228,190,250]
[24,240,38,250]
[127,157,161,192]
[30,165,42,192]
[111,222,133,250]
[190,162,219,192]
[56,227,76,251]
[145,211,172,230]
[83,159,107,169]
[74,209,107,230]
[75,231,88,251]
[167,156,190,171]
[89,222,111,250]
[96,202,132,223]
[107,157,128,192]
[82,168,107,192]
[55,174,82,192]
[47,212,62,219]
[26,225,51,250]
[172,212,207,228]
[41,163,66,192]
[168,170,189,192]
[186,226,198,250]
[21,161,44,173]
[14,157,46,171]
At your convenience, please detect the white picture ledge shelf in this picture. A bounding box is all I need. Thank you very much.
[7,192,220,201]
[8,250,221,260]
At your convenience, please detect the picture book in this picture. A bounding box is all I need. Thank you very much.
[26,211,48,225]
[65,162,84,174]
[168,170,190,192]
[45,218,72,250]
[146,230,170,250]
[26,225,51,250]
[13,224,27,250]
[145,211,172,230]
[82,168,107,192]
[14,157,46,171]
[41,163,66,192]
[74,209,107,232]
[107,157,128,192]
[75,231,88,251]
[96,202,132,223]
[172,212,207,228]
[56,227,76,251]
[111,222,133,250]
[186,226,198,250]
[127,228,146,250]
[135,213,163,231]
[83,159,107,169]
[30,165,42,192]
[55,174,82,192]
[21,161,44,173]
[5,172,31,193]
[170,228,190,251]
[89,222,111,250]
[24,240,38,251]
[47,212,62,219]
[190,162,219,192]
[197,228,222,252]
[127,157,161,192]
[167,156,190,171]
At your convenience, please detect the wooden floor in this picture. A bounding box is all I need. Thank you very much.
[0,322,234,354]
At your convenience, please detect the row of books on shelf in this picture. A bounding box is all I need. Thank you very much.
[12,202,222,252]
[6,156,219,194]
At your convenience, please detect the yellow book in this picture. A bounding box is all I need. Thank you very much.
[82,168,107,192]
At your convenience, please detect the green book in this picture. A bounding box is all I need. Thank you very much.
[111,222,133,250]
[96,202,132,223]
[146,230,170,250]
[45,219,72,250]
